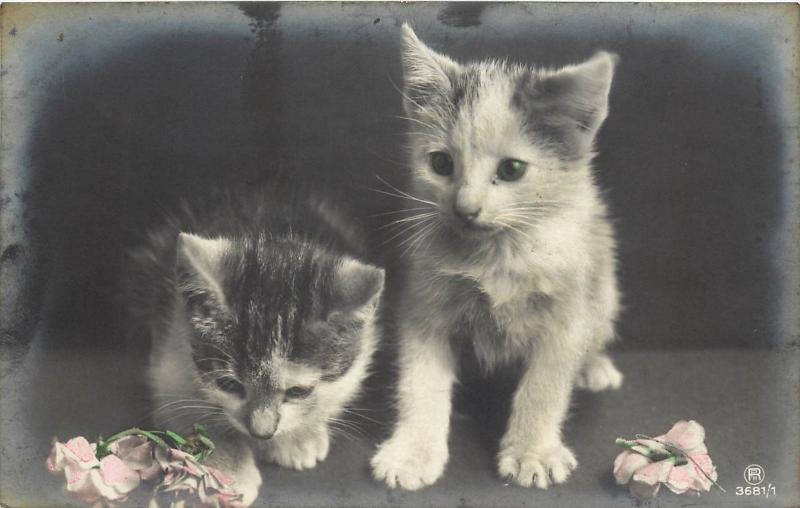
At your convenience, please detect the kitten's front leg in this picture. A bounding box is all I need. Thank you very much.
[258,424,330,470]
[497,323,585,489]
[371,323,456,490]
[203,434,262,506]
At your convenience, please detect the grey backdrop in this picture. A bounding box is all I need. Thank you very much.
[2,3,798,354]
[1,3,798,508]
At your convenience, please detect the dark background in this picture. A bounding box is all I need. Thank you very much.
[3,2,796,353]
[1,3,798,507]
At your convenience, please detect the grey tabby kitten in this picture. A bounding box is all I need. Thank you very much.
[371,25,622,490]
[129,189,384,505]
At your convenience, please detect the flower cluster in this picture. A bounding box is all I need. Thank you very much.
[46,436,142,504]
[150,447,242,508]
[46,427,243,508]
[613,420,720,499]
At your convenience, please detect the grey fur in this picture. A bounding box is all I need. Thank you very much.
[128,187,383,504]
[371,25,623,492]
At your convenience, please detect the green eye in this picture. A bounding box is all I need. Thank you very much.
[285,386,313,400]
[429,151,454,176]
[496,159,528,182]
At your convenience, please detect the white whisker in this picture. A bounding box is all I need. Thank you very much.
[391,115,438,131]
[368,206,433,217]
[401,219,440,258]
[382,214,436,245]
[375,175,438,206]
[378,212,439,230]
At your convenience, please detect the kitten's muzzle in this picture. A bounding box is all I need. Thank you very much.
[453,205,482,226]
[248,407,280,439]
[452,205,496,234]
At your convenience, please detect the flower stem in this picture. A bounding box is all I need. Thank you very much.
[103,428,172,451]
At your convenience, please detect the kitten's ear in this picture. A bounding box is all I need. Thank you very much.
[400,23,460,114]
[176,232,231,303]
[518,51,618,158]
[330,258,385,314]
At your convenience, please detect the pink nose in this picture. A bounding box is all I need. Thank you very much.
[454,205,481,224]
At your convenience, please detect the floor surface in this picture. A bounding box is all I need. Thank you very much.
[2,340,797,507]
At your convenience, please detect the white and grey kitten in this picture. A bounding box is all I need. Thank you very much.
[129,189,384,505]
[371,25,623,490]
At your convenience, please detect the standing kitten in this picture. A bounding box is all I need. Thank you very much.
[371,25,622,490]
[129,189,384,505]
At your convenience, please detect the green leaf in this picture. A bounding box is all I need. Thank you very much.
[166,430,187,446]
[198,435,215,450]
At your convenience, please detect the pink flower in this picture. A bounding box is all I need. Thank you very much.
[47,437,99,473]
[47,429,243,508]
[151,447,244,508]
[613,450,649,484]
[47,437,141,504]
[108,435,162,481]
[614,420,719,499]
[93,454,142,500]
[664,452,717,495]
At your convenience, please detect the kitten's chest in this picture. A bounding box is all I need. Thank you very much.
[450,263,555,336]
[468,261,552,301]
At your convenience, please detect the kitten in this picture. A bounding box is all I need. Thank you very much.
[129,189,384,505]
[371,25,623,490]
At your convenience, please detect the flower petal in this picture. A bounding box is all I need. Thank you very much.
[163,472,200,493]
[633,459,673,486]
[664,420,705,452]
[90,468,126,501]
[139,458,164,481]
[155,445,168,461]
[207,467,235,488]
[64,467,102,504]
[46,442,71,472]
[665,464,695,494]
[120,441,157,473]
[65,437,99,466]
[202,471,237,498]
[169,449,194,462]
[109,435,149,458]
[687,453,716,491]
[99,454,140,495]
[613,450,650,485]
[49,438,99,473]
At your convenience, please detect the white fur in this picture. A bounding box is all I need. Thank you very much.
[148,262,381,505]
[372,25,623,490]
[370,320,455,490]
[257,309,380,469]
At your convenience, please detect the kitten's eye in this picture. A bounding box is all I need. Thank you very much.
[215,377,245,397]
[496,159,528,182]
[429,151,454,176]
[284,386,313,400]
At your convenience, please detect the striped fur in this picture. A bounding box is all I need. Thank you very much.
[128,187,383,505]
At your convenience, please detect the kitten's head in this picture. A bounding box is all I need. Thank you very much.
[175,232,383,440]
[399,24,617,240]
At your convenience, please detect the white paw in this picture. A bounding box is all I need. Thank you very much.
[371,433,448,490]
[575,353,623,391]
[265,426,330,470]
[497,441,578,489]
[232,464,262,507]
[222,454,261,507]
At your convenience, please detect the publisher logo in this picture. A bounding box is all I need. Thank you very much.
[744,464,765,486]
